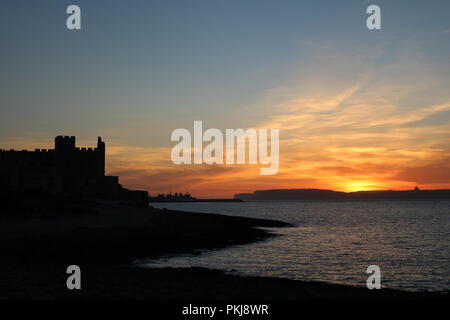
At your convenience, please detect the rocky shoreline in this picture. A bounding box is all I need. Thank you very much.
[0,196,447,300]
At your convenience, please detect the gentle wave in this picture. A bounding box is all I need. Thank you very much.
[146,200,450,292]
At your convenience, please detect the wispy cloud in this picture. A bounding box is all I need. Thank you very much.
[2,42,449,197]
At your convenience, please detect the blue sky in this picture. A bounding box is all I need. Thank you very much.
[1,1,449,196]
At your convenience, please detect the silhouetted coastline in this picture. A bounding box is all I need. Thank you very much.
[149,192,242,202]
[0,136,447,299]
[235,188,450,201]
[0,191,448,300]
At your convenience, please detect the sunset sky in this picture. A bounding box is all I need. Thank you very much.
[1,0,450,198]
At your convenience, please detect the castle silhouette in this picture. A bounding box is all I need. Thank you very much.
[0,136,148,206]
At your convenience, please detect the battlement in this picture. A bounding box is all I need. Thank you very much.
[55,135,76,151]
[0,136,105,188]
[0,136,148,207]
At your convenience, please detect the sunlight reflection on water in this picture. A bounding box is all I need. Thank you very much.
[145,201,450,292]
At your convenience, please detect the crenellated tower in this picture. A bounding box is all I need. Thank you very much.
[97,136,105,176]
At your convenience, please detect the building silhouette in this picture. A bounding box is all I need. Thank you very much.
[150,192,196,202]
[0,136,148,206]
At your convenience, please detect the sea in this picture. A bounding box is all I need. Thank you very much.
[146,201,450,292]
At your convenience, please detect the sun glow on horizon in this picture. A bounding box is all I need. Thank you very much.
[339,181,385,193]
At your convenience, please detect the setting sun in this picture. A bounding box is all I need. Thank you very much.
[341,181,380,193]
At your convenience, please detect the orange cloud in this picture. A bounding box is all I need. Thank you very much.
[3,47,450,198]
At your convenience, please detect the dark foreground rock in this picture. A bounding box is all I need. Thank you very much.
[0,202,290,265]
[0,199,447,300]
[0,264,447,300]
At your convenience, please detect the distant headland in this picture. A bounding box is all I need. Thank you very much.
[235,187,450,201]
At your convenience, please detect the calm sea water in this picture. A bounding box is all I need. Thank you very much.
[146,201,450,292]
